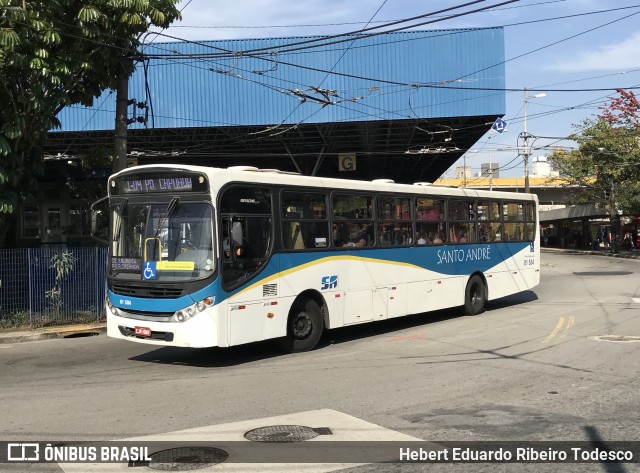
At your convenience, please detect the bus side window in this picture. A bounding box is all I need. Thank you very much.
[333,223,349,247]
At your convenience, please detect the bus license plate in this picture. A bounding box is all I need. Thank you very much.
[134,326,151,337]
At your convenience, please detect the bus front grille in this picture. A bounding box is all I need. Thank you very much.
[123,309,175,318]
[111,283,184,298]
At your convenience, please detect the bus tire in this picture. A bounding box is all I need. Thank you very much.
[284,298,324,353]
[464,275,486,315]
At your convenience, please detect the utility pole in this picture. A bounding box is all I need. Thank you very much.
[113,60,131,173]
[523,88,529,193]
[488,136,493,191]
[523,87,546,193]
[463,153,467,188]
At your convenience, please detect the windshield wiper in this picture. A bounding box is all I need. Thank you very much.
[153,197,180,241]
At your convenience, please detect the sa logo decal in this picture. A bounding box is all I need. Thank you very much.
[321,275,338,290]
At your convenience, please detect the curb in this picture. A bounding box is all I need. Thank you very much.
[0,324,107,345]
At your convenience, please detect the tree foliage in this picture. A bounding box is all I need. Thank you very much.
[550,89,640,216]
[0,0,181,217]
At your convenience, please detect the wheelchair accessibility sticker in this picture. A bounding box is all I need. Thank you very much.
[142,261,157,280]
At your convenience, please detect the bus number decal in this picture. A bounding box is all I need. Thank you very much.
[321,276,338,290]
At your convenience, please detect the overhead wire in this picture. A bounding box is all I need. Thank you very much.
[167,0,568,31]
[152,4,640,61]
[215,0,496,56]
[30,1,640,161]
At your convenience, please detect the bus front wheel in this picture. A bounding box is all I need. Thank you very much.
[464,275,487,315]
[284,298,324,353]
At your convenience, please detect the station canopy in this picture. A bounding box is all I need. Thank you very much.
[48,28,506,184]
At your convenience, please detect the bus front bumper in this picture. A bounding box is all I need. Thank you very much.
[107,311,219,348]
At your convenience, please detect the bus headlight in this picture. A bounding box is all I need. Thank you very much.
[196,297,214,312]
[106,296,118,316]
[174,297,214,322]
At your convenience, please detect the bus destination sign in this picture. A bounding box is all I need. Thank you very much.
[111,173,208,195]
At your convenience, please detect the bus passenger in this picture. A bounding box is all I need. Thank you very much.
[333,223,349,247]
[344,224,368,247]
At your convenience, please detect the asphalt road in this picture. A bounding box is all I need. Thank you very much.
[1,251,639,472]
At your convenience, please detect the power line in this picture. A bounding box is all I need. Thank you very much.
[223,0,497,56]
[30,2,639,158]
[168,0,568,30]
[144,34,640,93]
[157,4,640,61]
[453,8,640,82]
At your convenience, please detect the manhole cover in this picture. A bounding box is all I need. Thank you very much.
[244,425,320,443]
[145,447,228,471]
[595,335,640,343]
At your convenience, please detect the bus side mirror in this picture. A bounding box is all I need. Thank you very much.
[91,196,109,246]
[231,221,244,246]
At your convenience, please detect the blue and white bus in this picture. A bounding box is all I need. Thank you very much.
[101,164,540,352]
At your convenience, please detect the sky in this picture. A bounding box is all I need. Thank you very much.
[153,0,640,179]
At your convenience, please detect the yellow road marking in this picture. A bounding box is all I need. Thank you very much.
[542,316,565,344]
[559,316,574,340]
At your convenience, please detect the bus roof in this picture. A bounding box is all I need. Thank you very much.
[111,164,538,203]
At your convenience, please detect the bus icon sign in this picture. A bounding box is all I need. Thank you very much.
[8,443,39,461]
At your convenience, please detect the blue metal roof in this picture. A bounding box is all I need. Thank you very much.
[56,28,505,131]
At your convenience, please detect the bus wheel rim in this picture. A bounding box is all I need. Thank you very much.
[471,284,481,307]
[294,312,312,339]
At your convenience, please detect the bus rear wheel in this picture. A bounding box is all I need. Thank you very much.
[284,298,324,353]
[464,275,487,315]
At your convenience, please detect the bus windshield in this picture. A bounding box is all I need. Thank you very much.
[110,201,215,282]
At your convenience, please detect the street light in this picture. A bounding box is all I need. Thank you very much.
[523,87,546,193]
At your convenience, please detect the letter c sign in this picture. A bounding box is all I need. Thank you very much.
[339,153,356,171]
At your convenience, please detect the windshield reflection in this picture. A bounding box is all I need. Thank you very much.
[110,202,215,282]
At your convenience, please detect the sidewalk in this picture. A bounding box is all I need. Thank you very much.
[541,246,640,260]
[0,323,106,345]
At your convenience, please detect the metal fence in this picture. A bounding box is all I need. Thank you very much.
[0,247,107,327]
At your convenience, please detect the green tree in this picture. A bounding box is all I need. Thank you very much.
[45,250,77,322]
[551,90,640,251]
[0,0,181,245]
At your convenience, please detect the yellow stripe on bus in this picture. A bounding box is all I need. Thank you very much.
[232,255,422,298]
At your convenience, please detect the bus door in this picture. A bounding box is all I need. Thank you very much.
[222,216,280,345]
